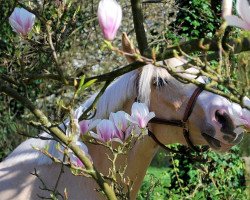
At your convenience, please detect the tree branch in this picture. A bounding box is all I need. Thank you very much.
[130,0,149,55]
[24,61,146,85]
[156,37,250,61]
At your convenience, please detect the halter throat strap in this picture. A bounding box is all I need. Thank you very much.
[148,87,209,153]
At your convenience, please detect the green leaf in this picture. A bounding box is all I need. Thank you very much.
[79,75,86,89]
[77,79,97,95]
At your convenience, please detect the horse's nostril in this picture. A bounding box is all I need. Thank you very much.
[215,110,227,126]
[215,110,235,134]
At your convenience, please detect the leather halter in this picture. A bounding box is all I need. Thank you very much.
[148,87,210,154]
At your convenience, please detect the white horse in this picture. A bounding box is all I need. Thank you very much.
[0,40,249,199]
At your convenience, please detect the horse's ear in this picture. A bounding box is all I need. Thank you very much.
[122,32,139,63]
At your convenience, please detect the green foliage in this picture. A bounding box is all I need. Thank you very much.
[170,0,221,39]
[0,0,16,58]
[139,146,248,199]
[0,105,24,161]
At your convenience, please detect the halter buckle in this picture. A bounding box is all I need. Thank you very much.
[182,121,189,131]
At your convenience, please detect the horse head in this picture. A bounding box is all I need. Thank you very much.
[147,64,249,152]
[122,34,249,152]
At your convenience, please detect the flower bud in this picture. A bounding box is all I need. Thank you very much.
[97,0,122,41]
[9,7,36,36]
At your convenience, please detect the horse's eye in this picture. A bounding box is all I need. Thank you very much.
[153,77,167,87]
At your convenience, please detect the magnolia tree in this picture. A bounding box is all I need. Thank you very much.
[1,0,250,199]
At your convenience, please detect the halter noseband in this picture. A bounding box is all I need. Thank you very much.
[148,87,210,154]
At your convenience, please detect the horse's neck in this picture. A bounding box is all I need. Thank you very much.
[126,136,159,198]
[87,135,158,198]
[126,126,184,198]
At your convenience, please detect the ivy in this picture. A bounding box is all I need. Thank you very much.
[171,0,221,39]
[139,146,247,199]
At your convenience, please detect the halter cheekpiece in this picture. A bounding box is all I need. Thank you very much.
[147,86,210,155]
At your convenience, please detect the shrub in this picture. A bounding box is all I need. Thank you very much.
[139,146,247,199]
[173,0,221,38]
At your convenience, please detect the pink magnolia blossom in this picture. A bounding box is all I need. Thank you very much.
[127,102,155,128]
[97,0,122,41]
[91,119,118,142]
[9,7,36,36]
[109,111,131,140]
[224,0,250,30]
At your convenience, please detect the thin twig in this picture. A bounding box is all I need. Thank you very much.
[46,23,68,84]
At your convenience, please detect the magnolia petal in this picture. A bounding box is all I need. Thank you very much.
[111,137,123,144]
[137,112,155,128]
[243,96,250,108]
[9,18,25,35]
[76,157,84,167]
[138,118,146,128]
[109,111,130,133]
[133,102,149,116]
[236,0,250,24]
[225,15,250,30]
[79,120,90,135]
[96,119,117,142]
[89,119,102,130]
[130,102,155,128]
[70,154,83,167]
[126,115,140,126]
[89,131,101,140]
[144,112,156,123]
[124,125,133,139]
[242,109,250,129]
